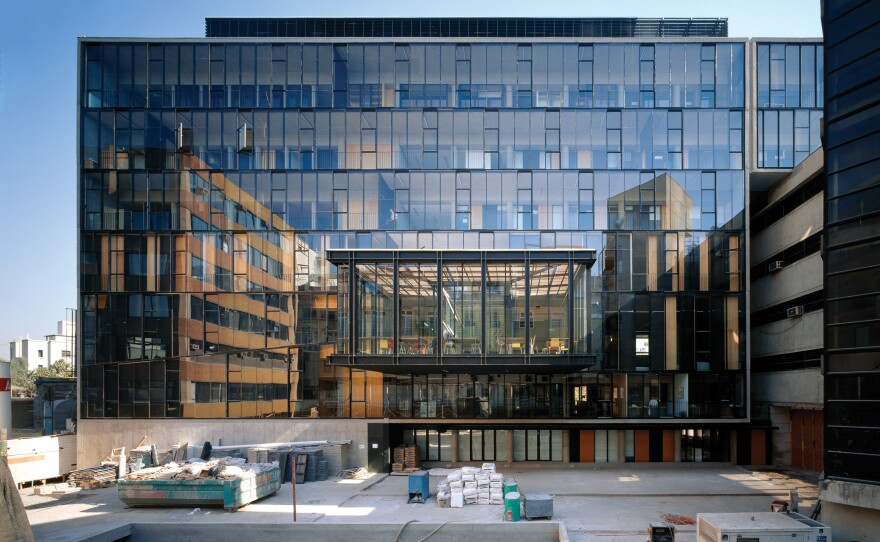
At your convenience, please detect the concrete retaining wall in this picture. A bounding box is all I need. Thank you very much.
[819,479,880,542]
[76,419,370,470]
[84,522,565,542]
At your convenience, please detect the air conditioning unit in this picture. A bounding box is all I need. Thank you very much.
[176,123,192,152]
[696,512,830,542]
[768,260,785,273]
[238,123,253,153]
[787,306,805,318]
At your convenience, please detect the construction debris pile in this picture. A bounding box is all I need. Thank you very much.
[660,512,696,525]
[65,437,350,492]
[67,465,118,488]
[435,463,505,508]
[67,437,188,488]
[122,457,279,482]
[392,445,420,473]
[335,467,371,480]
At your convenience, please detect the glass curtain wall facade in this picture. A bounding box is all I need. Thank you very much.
[755,41,824,169]
[822,2,880,483]
[79,19,752,462]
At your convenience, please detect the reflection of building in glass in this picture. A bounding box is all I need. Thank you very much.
[606,172,692,231]
[81,152,305,419]
[77,17,819,468]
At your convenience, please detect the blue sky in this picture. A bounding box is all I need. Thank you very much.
[0,0,821,346]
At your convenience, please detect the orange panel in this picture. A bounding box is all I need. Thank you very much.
[579,430,595,463]
[751,430,767,465]
[635,430,650,462]
[662,430,676,462]
[8,455,44,464]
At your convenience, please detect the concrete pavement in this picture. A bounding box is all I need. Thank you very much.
[23,464,818,542]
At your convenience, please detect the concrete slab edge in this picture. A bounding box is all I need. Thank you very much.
[78,525,133,542]
[81,521,568,542]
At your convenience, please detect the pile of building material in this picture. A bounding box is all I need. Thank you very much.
[67,465,117,488]
[122,457,278,482]
[128,445,159,469]
[435,463,505,508]
[208,440,347,483]
[297,447,328,482]
[246,448,270,464]
[392,445,420,473]
[117,460,282,511]
[335,466,370,480]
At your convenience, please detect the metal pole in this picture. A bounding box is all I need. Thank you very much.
[292,455,298,523]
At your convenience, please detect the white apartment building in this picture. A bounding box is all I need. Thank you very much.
[8,320,75,371]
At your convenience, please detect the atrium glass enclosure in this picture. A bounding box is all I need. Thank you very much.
[331,250,595,368]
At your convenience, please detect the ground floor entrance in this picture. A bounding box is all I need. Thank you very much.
[574,429,676,462]
[391,425,764,466]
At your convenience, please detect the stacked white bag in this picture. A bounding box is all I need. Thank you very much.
[437,463,506,508]
[435,480,450,507]
[446,470,463,508]
[476,471,490,504]
[489,472,504,504]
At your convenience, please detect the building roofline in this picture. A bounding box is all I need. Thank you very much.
[78,36,752,44]
[205,17,729,39]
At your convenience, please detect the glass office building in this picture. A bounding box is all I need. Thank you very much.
[77,18,820,465]
[822,2,880,484]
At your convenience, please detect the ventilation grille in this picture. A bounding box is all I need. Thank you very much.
[697,518,720,542]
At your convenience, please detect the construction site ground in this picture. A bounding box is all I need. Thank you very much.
[21,464,819,542]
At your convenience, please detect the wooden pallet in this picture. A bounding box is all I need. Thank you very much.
[393,445,420,469]
[293,453,307,484]
[390,470,421,476]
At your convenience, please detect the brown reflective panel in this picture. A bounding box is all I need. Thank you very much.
[725,295,740,370]
[635,430,650,462]
[665,296,677,370]
[751,429,767,465]
[579,430,595,462]
[662,430,676,462]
